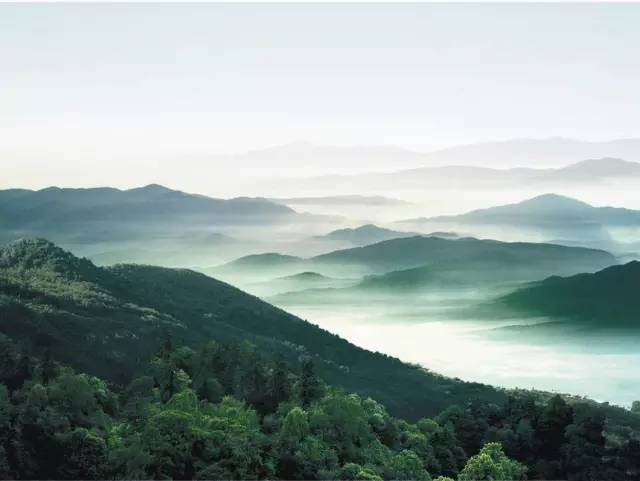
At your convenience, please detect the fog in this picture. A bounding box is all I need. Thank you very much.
[273,295,640,408]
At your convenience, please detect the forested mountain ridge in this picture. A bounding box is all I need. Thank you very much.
[0,238,504,420]
[1,239,640,480]
[497,261,640,327]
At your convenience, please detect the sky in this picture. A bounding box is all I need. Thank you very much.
[2,3,640,189]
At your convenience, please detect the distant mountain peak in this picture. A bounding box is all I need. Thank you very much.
[129,183,175,193]
[518,193,592,208]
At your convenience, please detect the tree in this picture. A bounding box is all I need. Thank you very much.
[268,355,292,411]
[299,358,324,407]
[458,442,527,481]
[388,449,431,481]
[536,395,573,460]
[562,405,607,481]
[280,407,309,449]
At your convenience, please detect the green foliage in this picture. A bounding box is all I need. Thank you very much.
[458,443,527,481]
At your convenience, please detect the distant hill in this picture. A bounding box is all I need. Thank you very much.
[311,235,616,277]
[0,238,508,419]
[498,261,640,327]
[314,224,419,246]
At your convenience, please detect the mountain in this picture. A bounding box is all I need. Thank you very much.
[310,236,616,277]
[497,261,640,327]
[226,139,640,179]
[0,185,330,267]
[419,194,640,226]
[0,185,300,244]
[279,157,640,195]
[314,224,419,246]
[0,238,508,419]
[212,236,617,292]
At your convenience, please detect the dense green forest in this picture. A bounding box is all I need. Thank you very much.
[1,334,639,480]
[1,239,640,480]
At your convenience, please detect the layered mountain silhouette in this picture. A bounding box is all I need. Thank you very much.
[213,236,616,286]
[0,238,505,419]
[280,157,640,193]
[222,139,640,178]
[405,194,640,227]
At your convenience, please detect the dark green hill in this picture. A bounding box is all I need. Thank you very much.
[311,235,616,276]
[499,261,640,327]
[0,238,505,420]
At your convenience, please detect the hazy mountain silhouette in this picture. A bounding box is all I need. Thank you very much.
[280,157,640,193]
[221,139,640,178]
[404,194,640,227]
[214,236,616,286]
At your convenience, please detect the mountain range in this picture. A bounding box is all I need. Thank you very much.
[218,139,640,179]
[397,194,640,254]
[0,184,300,243]
[212,236,617,289]
[277,157,640,195]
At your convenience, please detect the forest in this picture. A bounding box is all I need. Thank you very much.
[1,333,639,480]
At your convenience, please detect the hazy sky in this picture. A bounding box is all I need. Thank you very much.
[2,3,640,189]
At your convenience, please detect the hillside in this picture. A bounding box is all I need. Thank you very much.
[498,261,640,327]
[0,238,506,420]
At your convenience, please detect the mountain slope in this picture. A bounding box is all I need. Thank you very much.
[498,261,640,327]
[0,238,506,420]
